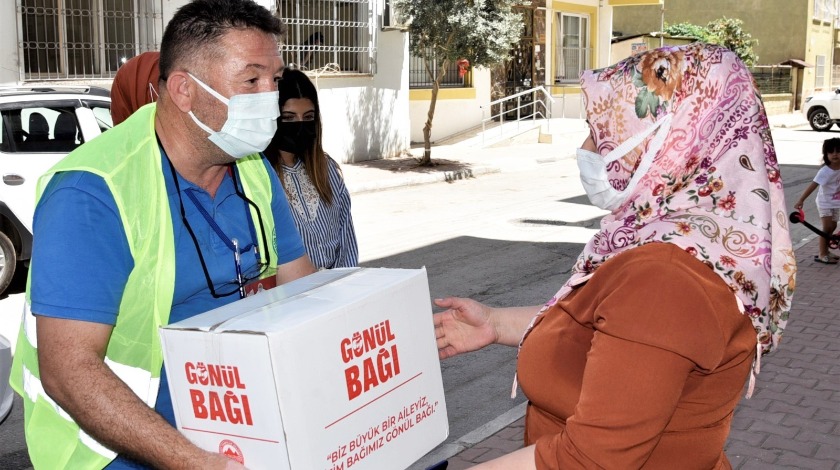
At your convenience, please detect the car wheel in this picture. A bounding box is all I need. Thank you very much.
[808,108,834,131]
[0,232,16,296]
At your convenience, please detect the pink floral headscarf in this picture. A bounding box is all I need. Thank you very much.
[552,44,796,355]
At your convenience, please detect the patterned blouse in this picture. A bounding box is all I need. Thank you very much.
[280,156,358,268]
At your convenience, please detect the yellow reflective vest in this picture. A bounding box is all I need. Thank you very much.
[10,103,278,469]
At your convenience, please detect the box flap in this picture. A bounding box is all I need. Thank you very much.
[163,268,428,334]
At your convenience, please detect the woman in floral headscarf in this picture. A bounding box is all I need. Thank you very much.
[433,44,796,469]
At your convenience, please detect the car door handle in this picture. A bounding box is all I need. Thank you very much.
[2,174,24,186]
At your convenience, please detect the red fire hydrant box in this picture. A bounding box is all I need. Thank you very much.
[159,267,448,469]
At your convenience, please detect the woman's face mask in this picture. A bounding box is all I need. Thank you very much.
[576,114,672,211]
[272,120,317,157]
[187,73,280,159]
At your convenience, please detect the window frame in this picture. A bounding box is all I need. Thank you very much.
[816,54,827,89]
[554,11,590,84]
[17,0,161,81]
[408,51,470,90]
[276,0,377,75]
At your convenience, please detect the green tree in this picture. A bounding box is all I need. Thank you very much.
[706,17,758,66]
[393,0,524,165]
[663,17,758,66]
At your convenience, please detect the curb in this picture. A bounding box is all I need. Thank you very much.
[346,165,501,195]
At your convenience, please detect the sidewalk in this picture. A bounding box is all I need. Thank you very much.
[339,118,591,196]
[337,112,840,469]
[340,112,809,197]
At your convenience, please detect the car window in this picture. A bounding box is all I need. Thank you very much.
[84,100,113,132]
[1,105,82,153]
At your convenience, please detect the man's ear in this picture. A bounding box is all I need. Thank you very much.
[165,71,194,112]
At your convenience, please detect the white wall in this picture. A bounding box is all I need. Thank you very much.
[408,68,492,143]
[598,6,614,68]
[0,3,20,85]
[315,30,411,163]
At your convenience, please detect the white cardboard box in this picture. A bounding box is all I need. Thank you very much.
[159,268,448,470]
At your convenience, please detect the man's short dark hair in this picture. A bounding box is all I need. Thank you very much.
[159,0,285,81]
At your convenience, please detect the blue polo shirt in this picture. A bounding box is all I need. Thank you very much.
[29,153,306,469]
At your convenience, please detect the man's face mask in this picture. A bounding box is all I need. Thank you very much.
[269,120,317,157]
[187,73,280,159]
[576,114,672,211]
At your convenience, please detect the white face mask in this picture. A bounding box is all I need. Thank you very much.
[576,114,672,211]
[187,73,280,159]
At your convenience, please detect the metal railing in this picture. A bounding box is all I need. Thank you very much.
[479,86,555,146]
[278,0,376,74]
[17,0,162,81]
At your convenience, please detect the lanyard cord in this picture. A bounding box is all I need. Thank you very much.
[165,155,224,296]
[183,188,251,253]
[157,136,273,297]
[230,169,271,268]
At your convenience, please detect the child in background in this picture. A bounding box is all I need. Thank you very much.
[794,137,840,264]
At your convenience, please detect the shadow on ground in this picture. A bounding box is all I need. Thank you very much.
[350,157,475,174]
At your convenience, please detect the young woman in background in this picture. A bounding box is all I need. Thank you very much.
[266,69,358,268]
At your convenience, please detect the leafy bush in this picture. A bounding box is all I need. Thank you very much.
[664,17,758,66]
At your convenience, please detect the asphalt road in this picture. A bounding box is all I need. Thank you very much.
[0,124,828,469]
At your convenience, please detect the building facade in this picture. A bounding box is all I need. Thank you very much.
[1,0,411,163]
[3,0,680,152]
[408,0,663,143]
[612,0,840,109]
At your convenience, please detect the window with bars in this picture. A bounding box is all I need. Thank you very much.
[276,0,375,74]
[17,0,160,80]
[554,12,589,84]
[408,53,468,89]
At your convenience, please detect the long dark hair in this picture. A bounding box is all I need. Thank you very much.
[275,69,333,204]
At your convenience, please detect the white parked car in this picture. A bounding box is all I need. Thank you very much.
[0,86,112,296]
[802,87,840,131]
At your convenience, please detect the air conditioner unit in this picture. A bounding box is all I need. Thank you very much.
[382,0,410,31]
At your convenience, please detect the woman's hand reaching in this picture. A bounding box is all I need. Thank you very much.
[433,297,498,359]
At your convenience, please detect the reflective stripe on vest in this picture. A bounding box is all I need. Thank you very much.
[10,102,278,469]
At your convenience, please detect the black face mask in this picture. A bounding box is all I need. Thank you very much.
[267,121,317,158]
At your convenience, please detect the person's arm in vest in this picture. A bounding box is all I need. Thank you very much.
[37,316,243,469]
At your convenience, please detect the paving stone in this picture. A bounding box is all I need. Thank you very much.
[747,419,800,439]
[767,401,819,419]
[814,442,840,462]
[472,448,508,463]
[454,445,491,462]
[781,414,836,434]
[785,383,835,401]
[794,430,840,447]
[775,453,837,470]
[764,434,819,457]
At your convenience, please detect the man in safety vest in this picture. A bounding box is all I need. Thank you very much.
[10,0,316,468]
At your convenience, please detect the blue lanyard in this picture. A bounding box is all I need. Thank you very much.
[183,184,257,254]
